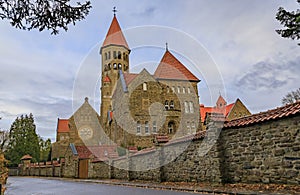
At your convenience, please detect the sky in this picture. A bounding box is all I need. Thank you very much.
[0,0,299,141]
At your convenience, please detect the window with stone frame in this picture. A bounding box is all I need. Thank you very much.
[168,121,175,134]
[187,87,191,94]
[152,121,157,133]
[189,101,194,113]
[108,51,111,59]
[165,100,169,110]
[170,100,174,109]
[145,121,149,134]
[172,86,175,93]
[118,51,122,59]
[113,51,117,59]
[136,121,141,134]
[113,63,117,69]
[118,63,122,69]
[184,101,189,113]
[166,86,170,93]
[182,87,186,94]
[177,86,181,93]
[105,53,108,60]
[143,82,147,91]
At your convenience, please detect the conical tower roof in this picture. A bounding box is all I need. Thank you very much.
[154,50,199,82]
[101,15,129,51]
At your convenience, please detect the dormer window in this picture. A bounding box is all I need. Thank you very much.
[143,82,147,91]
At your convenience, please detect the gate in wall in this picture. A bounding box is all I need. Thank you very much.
[78,159,89,179]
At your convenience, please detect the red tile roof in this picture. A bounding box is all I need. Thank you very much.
[124,73,138,85]
[155,135,169,143]
[57,119,69,133]
[224,101,300,128]
[154,50,200,82]
[200,103,234,122]
[102,16,129,49]
[75,145,119,161]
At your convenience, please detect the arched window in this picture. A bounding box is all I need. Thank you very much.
[118,63,122,69]
[123,52,126,60]
[182,87,186,94]
[152,121,157,133]
[177,86,181,93]
[136,121,141,134]
[145,121,149,134]
[104,64,108,71]
[108,63,111,70]
[168,121,175,134]
[143,82,147,91]
[113,63,117,69]
[123,64,127,71]
[189,102,194,113]
[187,87,191,94]
[170,100,174,109]
[113,51,117,59]
[108,51,111,59]
[165,100,169,110]
[118,51,122,59]
[172,86,175,93]
[184,101,189,113]
[105,53,108,60]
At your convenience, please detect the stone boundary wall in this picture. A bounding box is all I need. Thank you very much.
[15,113,300,185]
[17,161,62,177]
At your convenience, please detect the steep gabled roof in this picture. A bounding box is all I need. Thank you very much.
[154,50,199,82]
[101,15,129,50]
[57,119,69,133]
[216,95,227,108]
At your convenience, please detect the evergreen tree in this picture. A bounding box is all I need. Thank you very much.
[276,0,300,45]
[5,113,40,166]
[39,136,51,162]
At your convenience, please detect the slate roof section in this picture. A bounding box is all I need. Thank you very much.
[154,50,200,82]
[224,101,300,128]
[57,119,69,133]
[102,15,129,50]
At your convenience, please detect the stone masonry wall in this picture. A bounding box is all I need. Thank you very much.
[219,115,300,185]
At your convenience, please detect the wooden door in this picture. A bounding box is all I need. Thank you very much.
[78,159,89,179]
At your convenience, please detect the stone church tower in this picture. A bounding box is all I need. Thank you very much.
[100,13,130,124]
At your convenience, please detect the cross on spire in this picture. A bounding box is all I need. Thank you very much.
[113,7,117,16]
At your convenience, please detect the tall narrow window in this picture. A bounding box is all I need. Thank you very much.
[172,86,175,93]
[168,122,175,134]
[113,63,117,69]
[143,82,147,91]
[170,100,174,109]
[189,102,194,113]
[108,51,111,59]
[166,86,170,93]
[184,101,189,113]
[113,51,117,59]
[152,121,157,133]
[108,63,111,70]
[187,87,191,94]
[177,86,181,93]
[145,121,149,134]
[105,53,108,60]
[137,121,141,134]
[182,87,186,94]
[123,52,126,60]
[165,100,169,110]
[118,51,122,59]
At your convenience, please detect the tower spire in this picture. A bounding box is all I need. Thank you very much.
[166,42,168,51]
